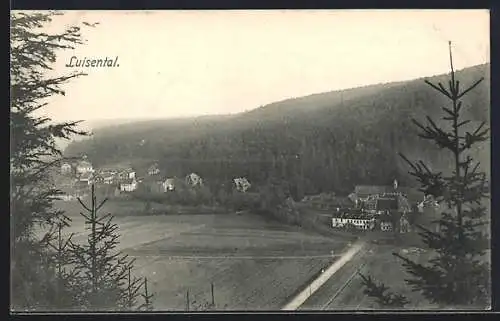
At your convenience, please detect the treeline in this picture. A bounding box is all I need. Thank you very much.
[65,64,490,197]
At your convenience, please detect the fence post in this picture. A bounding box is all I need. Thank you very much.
[211,282,215,306]
[186,289,190,311]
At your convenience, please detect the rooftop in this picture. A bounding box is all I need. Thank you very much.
[77,160,93,167]
[333,209,376,220]
[355,185,394,197]
[79,172,93,179]
[120,178,136,185]
[376,198,399,211]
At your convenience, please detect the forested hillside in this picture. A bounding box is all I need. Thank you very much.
[65,64,490,196]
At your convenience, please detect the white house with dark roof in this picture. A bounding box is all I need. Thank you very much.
[162,178,176,192]
[76,160,94,175]
[117,168,136,180]
[103,174,115,184]
[148,163,160,176]
[186,173,203,187]
[120,178,137,192]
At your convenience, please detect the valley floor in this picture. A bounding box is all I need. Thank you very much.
[39,201,351,311]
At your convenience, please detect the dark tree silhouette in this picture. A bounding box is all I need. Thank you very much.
[10,11,91,309]
[10,11,154,311]
[360,42,490,309]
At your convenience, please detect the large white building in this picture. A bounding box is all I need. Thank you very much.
[331,211,376,230]
[76,160,94,175]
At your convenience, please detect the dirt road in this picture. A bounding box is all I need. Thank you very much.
[298,243,372,310]
[281,241,366,310]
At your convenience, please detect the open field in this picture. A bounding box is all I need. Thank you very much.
[37,201,351,310]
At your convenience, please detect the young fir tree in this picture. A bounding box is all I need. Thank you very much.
[68,184,150,310]
[43,221,80,309]
[10,11,91,310]
[360,42,490,309]
[139,278,155,311]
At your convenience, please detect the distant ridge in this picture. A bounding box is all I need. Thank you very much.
[65,63,490,194]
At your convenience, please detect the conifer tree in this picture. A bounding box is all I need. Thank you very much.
[139,278,155,311]
[10,11,91,310]
[43,221,80,309]
[69,184,146,310]
[360,42,490,309]
[11,11,154,311]
[359,274,409,308]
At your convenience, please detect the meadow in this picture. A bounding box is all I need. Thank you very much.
[42,200,351,310]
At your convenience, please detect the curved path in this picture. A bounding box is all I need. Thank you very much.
[281,241,366,311]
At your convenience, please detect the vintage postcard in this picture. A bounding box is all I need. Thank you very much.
[10,10,490,312]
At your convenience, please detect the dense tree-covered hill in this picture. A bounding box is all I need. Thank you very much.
[65,64,490,196]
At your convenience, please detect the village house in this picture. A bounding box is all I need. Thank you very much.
[350,180,422,213]
[234,177,251,193]
[120,178,138,192]
[378,211,395,231]
[378,211,411,233]
[380,220,393,232]
[76,160,94,175]
[98,168,118,176]
[350,185,394,206]
[148,163,160,176]
[117,168,136,180]
[93,174,104,184]
[331,209,376,230]
[102,174,115,185]
[162,178,176,192]
[78,172,94,185]
[186,173,203,187]
[60,162,72,175]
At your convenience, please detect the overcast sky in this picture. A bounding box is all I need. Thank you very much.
[35,10,489,122]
